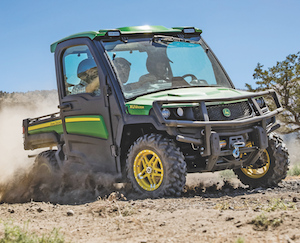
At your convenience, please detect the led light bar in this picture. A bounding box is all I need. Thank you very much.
[107,30,121,37]
[183,28,195,34]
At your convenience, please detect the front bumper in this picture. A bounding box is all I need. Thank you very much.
[152,89,282,171]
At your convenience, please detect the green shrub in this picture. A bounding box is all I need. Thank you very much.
[264,198,296,212]
[0,221,65,243]
[250,213,282,230]
[219,169,236,179]
[288,163,300,176]
[235,237,245,243]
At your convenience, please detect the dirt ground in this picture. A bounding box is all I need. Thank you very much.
[1,173,300,243]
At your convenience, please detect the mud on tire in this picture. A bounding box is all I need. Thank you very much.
[234,133,289,188]
[126,134,186,197]
[30,150,61,201]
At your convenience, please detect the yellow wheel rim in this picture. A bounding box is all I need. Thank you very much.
[39,163,52,173]
[241,142,270,179]
[133,150,164,191]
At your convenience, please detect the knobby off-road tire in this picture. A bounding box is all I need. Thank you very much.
[31,150,60,201]
[126,134,186,197]
[234,133,289,188]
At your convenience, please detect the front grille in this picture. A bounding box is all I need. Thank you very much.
[193,101,253,121]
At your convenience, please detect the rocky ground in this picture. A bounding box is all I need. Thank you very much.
[0,174,300,243]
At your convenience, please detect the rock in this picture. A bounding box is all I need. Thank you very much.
[108,192,118,201]
[225,217,234,221]
[285,235,295,243]
[67,210,74,216]
[37,207,44,213]
[253,207,261,212]
[254,187,263,192]
[8,208,14,213]
[159,221,166,226]
[293,197,298,202]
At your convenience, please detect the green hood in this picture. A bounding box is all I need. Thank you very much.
[125,87,254,115]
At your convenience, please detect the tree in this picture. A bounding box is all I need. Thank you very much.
[247,52,300,135]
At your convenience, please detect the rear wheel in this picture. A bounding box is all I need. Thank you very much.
[126,134,186,197]
[234,133,289,188]
[30,150,60,201]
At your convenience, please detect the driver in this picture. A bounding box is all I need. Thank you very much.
[128,55,172,90]
[70,58,100,96]
[140,55,171,82]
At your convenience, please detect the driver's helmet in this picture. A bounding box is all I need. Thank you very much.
[146,54,171,80]
[77,58,97,80]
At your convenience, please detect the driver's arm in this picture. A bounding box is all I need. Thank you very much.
[86,77,100,93]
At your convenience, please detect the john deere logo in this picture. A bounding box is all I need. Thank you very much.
[222,108,231,117]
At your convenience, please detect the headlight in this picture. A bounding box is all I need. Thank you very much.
[161,108,171,119]
[256,97,266,108]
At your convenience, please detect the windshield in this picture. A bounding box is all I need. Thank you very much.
[101,36,233,99]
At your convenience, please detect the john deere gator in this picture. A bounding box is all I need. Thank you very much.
[23,25,289,197]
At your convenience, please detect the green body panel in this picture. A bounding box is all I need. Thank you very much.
[50,31,100,53]
[28,115,108,139]
[65,115,109,139]
[28,120,63,135]
[117,25,172,33]
[50,25,202,53]
[125,104,153,115]
[125,87,253,115]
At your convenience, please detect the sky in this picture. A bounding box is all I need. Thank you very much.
[1,0,299,93]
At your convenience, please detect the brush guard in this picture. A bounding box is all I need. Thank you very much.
[152,90,282,172]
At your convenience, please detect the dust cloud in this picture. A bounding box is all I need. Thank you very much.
[283,134,300,166]
[0,90,59,202]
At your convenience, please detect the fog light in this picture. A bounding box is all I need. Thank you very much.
[177,107,184,117]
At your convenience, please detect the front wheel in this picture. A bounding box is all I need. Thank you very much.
[126,134,186,197]
[234,133,289,188]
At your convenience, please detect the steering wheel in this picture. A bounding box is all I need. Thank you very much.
[182,74,197,81]
[182,74,208,85]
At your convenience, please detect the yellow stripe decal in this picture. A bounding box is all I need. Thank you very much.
[28,120,62,131]
[28,117,101,132]
[65,117,101,123]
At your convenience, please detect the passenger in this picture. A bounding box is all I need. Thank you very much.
[113,57,131,84]
[70,58,100,96]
